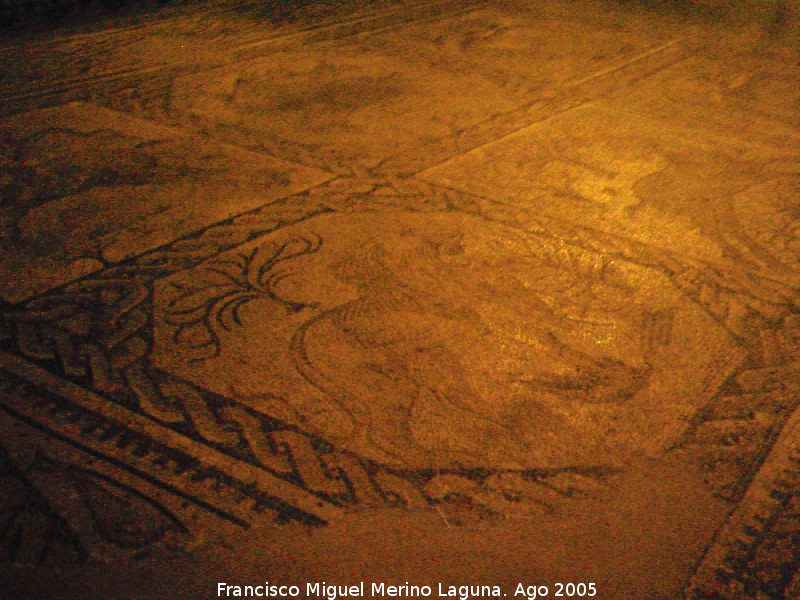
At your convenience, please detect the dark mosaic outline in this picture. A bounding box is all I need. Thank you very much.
[0,1,798,586]
[685,405,800,599]
[1,174,798,571]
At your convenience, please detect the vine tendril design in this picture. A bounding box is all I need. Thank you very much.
[165,233,322,360]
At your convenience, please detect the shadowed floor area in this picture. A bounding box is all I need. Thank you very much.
[0,1,799,598]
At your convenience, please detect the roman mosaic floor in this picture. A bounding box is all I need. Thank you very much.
[0,0,799,597]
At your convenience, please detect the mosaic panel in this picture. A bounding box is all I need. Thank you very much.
[0,102,331,302]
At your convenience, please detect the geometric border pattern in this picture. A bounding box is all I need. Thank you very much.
[1,4,799,595]
[3,175,800,572]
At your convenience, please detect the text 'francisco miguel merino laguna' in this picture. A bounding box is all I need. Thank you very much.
[217,581,579,600]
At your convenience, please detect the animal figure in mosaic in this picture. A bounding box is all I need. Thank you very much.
[279,220,655,467]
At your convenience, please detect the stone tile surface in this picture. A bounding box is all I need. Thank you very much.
[152,209,741,468]
[420,101,799,277]
[0,102,330,302]
[0,1,799,598]
[168,4,678,172]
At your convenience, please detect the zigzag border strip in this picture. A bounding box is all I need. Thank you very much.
[0,349,340,527]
